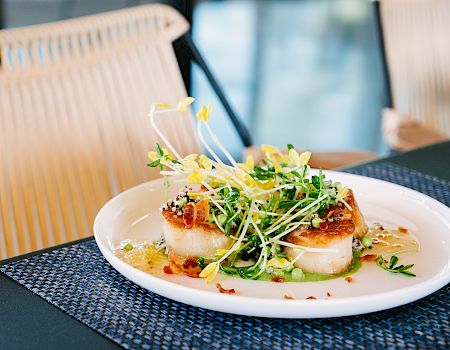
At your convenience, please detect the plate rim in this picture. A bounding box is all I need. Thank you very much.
[94,170,450,318]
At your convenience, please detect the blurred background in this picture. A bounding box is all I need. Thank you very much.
[0,0,393,159]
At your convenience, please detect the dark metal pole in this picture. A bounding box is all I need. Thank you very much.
[372,0,393,108]
[181,33,253,147]
[172,0,195,91]
[0,0,5,29]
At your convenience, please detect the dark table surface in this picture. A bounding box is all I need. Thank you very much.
[1,141,449,350]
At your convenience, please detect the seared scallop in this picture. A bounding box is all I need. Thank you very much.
[284,220,354,275]
[284,189,367,275]
[162,209,233,258]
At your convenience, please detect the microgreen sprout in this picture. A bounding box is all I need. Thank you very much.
[376,255,416,277]
[147,97,352,283]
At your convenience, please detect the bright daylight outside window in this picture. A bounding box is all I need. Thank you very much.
[191,0,387,160]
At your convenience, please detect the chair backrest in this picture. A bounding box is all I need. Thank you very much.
[379,0,450,136]
[0,4,201,259]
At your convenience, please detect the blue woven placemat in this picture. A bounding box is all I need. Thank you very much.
[1,162,449,349]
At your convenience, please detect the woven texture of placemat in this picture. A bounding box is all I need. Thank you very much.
[1,162,449,349]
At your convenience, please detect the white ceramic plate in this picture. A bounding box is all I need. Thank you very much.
[94,171,450,318]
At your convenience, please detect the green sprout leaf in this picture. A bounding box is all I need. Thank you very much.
[156,143,164,157]
[376,255,416,277]
[147,159,160,167]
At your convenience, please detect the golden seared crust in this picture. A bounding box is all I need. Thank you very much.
[346,190,368,238]
[285,220,354,247]
[162,210,220,233]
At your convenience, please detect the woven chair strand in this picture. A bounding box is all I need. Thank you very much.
[0,4,201,259]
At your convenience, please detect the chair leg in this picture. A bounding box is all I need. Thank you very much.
[180,33,253,148]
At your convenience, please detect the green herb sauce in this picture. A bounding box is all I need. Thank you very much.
[222,253,362,282]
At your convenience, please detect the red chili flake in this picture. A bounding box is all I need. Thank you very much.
[398,226,408,234]
[326,292,332,297]
[215,283,236,294]
[361,254,378,262]
[271,276,285,283]
[306,296,317,300]
[163,265,173,274]
[284,295,295,300]
[319,222,328,230]
[345,276,353,283]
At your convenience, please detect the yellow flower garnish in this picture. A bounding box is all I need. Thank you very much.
[199,155,213,172]
[187,192,205,198]
[238,154,255,173]
[337,187,349,199]
[147,148,173,161]
[261,144,281,155]
[199,262,220,283]
[299,151,312,166]
[183,154,198,162]
[181,154,199,170]
[196,104,212,121]
[187,171,207,184]
[288,148,301,166]
[266,154,282,173]
[187,171,206,184]
[176,97,195,112]
[245,154,254,171]
[152,102,173,109]
[147,151,159,161]
[257,180,276,190]
[215,249,228,256]
[241,173,257,188]
[267,258,291,269]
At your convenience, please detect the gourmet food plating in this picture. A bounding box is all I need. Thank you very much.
[116,98,419,284]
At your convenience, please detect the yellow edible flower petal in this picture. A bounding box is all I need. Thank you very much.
[181,154,199,170]
[199,262,220,284]
[266,154,282,172]
[267,258,291,269]
[299,151,312,166]
[238,154,255,173]
[242,173,257,187]
[196,104,212,121]
[261,144,281,155]
[245,154,254,171]
[148,148,173,161]
[152,102,173,109]
[199,155,213,172]
[187,192,205,198]
[176,97,195,112]
[288,148,301,166]
[187,171,207,184]
[256,180,276,190]
[215,249,228,256]
[147,151,159,161]
[183,154,198,162]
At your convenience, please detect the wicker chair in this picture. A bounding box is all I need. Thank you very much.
[0,4,204,259]
[0,4,377,259]
[375,0,450,151]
